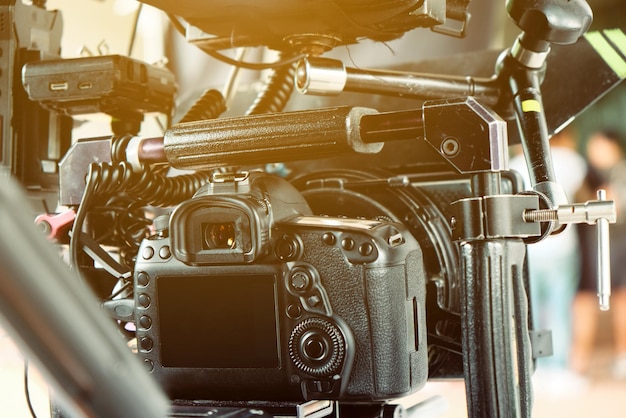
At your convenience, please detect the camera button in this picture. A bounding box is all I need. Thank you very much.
[138,293,151,308]
[322,233,336,246]
[302,335,329,361]
[159,245,171,259]
[341,237,355,251]
[307,295,321,307]
[290,271,310,291]
[143,359,154,372]
[139,315,152,329]
[276,235,300,260]
[142,246,155,260]
[136,271,150,287]
[359,242,374,256]
[140,337,154,352]
[286,304,302,319]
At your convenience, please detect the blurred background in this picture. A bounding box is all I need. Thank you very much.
[2,0,626,416]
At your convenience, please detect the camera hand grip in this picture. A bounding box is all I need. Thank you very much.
[163,106,382,170]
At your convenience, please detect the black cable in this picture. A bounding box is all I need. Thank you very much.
[69,162,210,272]
[90,196,151,264]
[115,199,151,249]
[69,164,99,273]
[166,13,306,70]
[178,89,226,124]
[246,52,297,115]
[24,360,38,418]
[205,49,306,70]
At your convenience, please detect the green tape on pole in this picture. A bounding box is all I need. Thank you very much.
[584,31,626,79]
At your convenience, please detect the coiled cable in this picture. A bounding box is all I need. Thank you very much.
[92,161,208,207]
[178,89,227,124]
[70,161,210,272]
[111,135,133,163]
[246,52,297,115]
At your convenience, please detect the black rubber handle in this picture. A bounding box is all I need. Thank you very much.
[163,106,381,170]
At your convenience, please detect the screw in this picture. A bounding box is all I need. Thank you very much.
[441,137,460,157]
[523,209,558,223]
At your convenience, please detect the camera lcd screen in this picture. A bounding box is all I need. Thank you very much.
[157,275,280,368]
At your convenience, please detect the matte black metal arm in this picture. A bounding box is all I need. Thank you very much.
[503,57,568,207]
[500,0,592,207]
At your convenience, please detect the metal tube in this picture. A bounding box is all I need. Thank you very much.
[296,57,500,105]
[346,68,498,105]
[138,136,167,164]
[596,189,611,311]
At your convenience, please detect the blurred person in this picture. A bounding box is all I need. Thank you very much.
[510,127,588,386]
[571,129,626,380]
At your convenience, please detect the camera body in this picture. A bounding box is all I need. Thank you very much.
[133,171,428,402]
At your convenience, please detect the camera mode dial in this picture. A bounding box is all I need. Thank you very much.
[288,317,345,378]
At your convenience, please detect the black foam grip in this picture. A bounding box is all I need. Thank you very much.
[163,106,381,170]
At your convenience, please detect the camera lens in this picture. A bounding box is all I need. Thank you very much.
[204,222,236,249]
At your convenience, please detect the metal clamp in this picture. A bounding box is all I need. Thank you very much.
[524,190,616,310]
[450,194,542,241]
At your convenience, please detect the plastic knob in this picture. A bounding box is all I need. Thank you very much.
[506,0,592,45]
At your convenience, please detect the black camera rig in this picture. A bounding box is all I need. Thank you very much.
[0,0,624,418]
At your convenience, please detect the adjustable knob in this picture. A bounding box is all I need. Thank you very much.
[507,0,593,48]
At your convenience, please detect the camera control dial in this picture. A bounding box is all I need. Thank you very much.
[288,317,345,378]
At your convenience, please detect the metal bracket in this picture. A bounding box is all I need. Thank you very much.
[59,136,113,206]
[431,11,470,38]
[423,97,508,174]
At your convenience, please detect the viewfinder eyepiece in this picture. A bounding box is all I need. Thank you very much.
[203,222,236,249]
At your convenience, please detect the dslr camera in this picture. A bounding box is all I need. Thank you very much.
[133,171,428,402]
